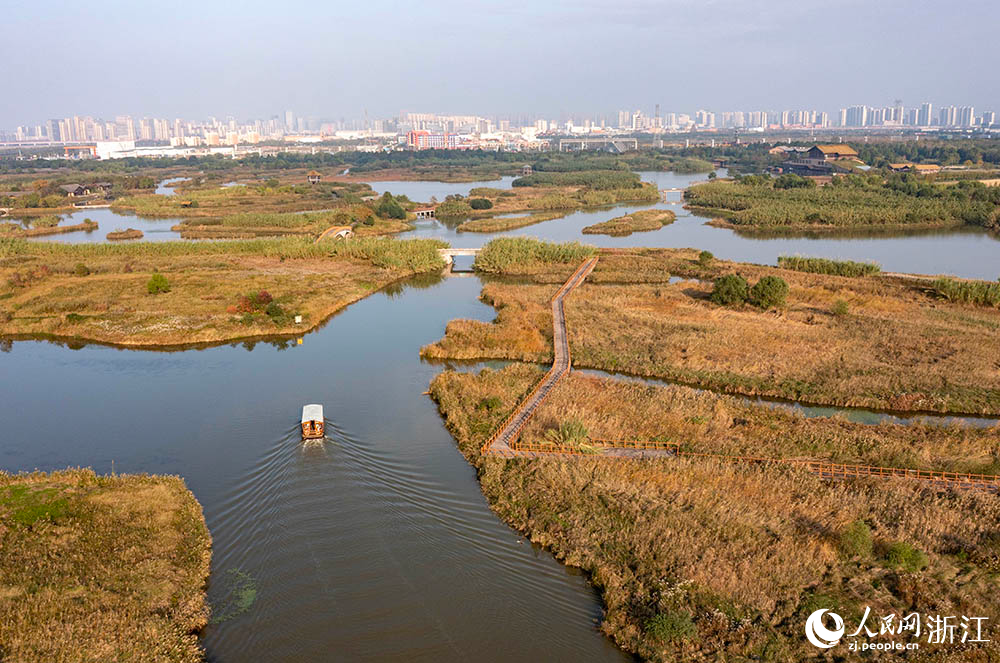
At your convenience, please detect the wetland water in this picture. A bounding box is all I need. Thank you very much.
[3,169,1000,661]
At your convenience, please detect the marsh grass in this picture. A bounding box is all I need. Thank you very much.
[430,365,1000,662]
[0,237,445,345]
[778,255,881,277]
[0,469,211,662]
[473,237,596,274]
[428,248,1000,415]
[932,277,1000,307]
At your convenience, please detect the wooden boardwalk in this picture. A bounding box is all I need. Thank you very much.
[482,257,598,457]
[477,257,1000,491]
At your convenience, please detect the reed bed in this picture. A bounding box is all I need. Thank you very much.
[932,277,1000,308]
[686,179,997,230]
[428,248,1000,415]
[473,237,597,274]
[0,469,211,662]
[777,255,881,277]
[431,365,1000,662]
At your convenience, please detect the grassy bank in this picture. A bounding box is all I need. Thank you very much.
[0,237,446,346]
[582,209,676,236]
[426,244,1000,415]
[0,469,211,662]
[430,365,1000,662]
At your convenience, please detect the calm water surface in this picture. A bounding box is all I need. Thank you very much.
[366,176,516,201]
[4,168,1000,661]
[0,275,626,662]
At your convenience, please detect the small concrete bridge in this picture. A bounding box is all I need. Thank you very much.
[659,187,686,204]
[438,248,480,266]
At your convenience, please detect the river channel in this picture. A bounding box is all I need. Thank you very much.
[2,170,999,661]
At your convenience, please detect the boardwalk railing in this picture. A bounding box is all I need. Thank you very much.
[504,441,1000,488]
[480,258,597,456]
[474,257,1000,491]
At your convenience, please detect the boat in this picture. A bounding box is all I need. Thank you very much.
[301,404,324,439]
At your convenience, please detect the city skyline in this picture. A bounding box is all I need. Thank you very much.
[3,0,998,128]
[4,99,995,148]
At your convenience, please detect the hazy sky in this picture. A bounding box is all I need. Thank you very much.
[3,0,997,126]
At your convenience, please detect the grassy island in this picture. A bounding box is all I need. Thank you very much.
[434,171,659,227]
[0,469,211,662]
[582,209,676,236]
[0,237,445,347]
[430,364,1000,663]
[423,240,1000,415]
[686,175,1000,234]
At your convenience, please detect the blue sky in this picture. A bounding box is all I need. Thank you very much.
[2,0,997,125]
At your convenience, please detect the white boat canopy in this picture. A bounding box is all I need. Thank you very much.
[302,404,324,423]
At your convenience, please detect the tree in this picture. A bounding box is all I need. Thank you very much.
[468,198,493,210]
[376,192,406,219]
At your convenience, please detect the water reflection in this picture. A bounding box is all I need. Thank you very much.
[575,368,1000,429]
[398,170,1000,280]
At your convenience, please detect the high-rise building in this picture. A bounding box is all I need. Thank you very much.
[284,110,295,131]
[617,110,630,129]
[845,105,868,127]
[631,110,644,130]
[917,103,933,126]
[982,111,996,127]
[958,106,975,127]
[939,105,958,127]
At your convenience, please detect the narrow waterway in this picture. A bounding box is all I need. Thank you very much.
[3,168,1000,661]
[0,274,627,662]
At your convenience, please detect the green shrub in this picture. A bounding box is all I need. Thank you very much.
[645,610,697,643]
[698,250,714,267]
[65,313,86,324]
[73,263,90,277]
[543,418,588,446]
[839,519,873,558]
[468,198,493,210]
[777,256,881,277]
[750,276,789,309]
[832,299,850,316]
[477,396,503,411]
[710,274,749,306]
[883,541,929,572]
[146,273,170,295]
[265,302,285,319]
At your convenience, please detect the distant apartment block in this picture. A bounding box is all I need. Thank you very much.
[407,130,458,149]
